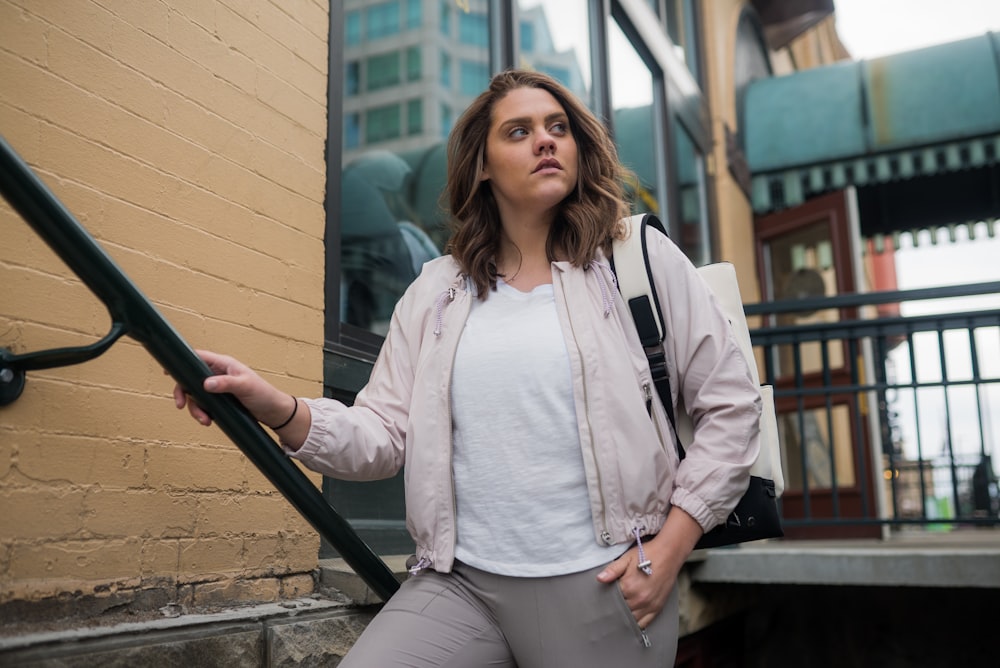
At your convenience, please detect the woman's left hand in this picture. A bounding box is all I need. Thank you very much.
[596,508,703,629]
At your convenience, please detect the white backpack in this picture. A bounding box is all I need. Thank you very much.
[612,214,783,548]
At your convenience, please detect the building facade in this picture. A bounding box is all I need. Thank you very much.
[11,1,996,665]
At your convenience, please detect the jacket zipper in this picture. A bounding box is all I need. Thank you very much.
[443,285,465,566]
[557,272,612,544]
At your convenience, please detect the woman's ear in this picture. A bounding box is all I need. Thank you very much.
[476,148,489,182]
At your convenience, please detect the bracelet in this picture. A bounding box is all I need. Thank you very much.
[269,395,298,430]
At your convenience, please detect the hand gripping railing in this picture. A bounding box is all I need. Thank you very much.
[0,135,401,602]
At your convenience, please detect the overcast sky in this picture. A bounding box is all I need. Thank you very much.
[834,0,1000,307]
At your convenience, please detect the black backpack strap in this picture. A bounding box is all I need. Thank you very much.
[611,214,683,460]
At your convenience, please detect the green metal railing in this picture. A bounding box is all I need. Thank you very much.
[0,135,400,602]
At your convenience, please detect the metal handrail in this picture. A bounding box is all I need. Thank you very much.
[0,135,400,601]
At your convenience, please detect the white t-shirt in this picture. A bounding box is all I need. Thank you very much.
[451,279,623,577]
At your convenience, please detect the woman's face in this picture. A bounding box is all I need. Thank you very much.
[480,87,579,220]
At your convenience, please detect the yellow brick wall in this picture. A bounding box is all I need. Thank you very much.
[0,0,329,608]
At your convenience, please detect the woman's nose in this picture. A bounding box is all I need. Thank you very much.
[535,132,556,154]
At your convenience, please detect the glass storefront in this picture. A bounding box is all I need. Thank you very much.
[329,0,713,555]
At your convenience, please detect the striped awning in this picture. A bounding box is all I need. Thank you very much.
[745,33,1000,243]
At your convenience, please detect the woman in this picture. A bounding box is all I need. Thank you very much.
[175,69,761,667]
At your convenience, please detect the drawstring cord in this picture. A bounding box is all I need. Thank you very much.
[408,556,431,576]
[633,526,652,575]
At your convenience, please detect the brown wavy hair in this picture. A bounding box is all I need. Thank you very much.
[445,69,630,298]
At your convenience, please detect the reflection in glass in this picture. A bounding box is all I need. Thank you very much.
[671,117,710,266]
[517,0,592,106]
[340,0,596,335]
[762,221,844,377]
[665,0,699,82]
[779,405,856,491]
[607,19,659,216]
[341,0,494,335]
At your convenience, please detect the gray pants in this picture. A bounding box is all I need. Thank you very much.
[340,561,679,668]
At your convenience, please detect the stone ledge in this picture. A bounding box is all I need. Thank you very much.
[318,556,409,606]
[0,598,376,668]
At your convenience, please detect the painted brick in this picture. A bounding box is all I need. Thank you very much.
[0,488,87,540]
[273,0,328,41]
[44,27,166,126]
[2,0,331,611]
[246,290,323,341]
[168,0,218,33]
[7,537,145,584]
[0,265,107,340]
[247,212,324,266]
[253,0,328,71]
[93,0,171,44]
[144,442,249,492]
[277,528,322,571]
[280,572,316,598]
[192,575,281,605]
[17,433,145,489]
[38,125,171,218]
[195,492,290,535]
[0,429,16,479]
[254,64,326,131]
[13,0,116,55]
[213,2,326,103]
[0,101,41,163]
[138,537,181,578]
[167,9,257,95]
[177,535,245,574]
[243,454,304,496]
[241,534,284,572]
[0,2,49,66]
[246,135,326,200]
[84,488,199,539]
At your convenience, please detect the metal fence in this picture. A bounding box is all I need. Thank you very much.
[746,282,1000,535]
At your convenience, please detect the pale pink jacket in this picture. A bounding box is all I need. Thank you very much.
[291,226,761,573]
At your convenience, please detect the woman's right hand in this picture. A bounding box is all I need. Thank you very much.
[173,349,293,429]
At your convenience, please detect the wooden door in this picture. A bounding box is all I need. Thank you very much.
[755,190,880,539]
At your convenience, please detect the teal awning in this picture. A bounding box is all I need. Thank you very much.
[745,32,1000,236]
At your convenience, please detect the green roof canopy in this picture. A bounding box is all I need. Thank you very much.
[745,33,1000,241]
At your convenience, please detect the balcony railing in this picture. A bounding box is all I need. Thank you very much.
[746,284,1000,535]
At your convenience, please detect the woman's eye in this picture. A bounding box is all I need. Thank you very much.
[550,122,568,135]
[508,127,528,138]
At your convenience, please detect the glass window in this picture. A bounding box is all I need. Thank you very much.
[520,21,535,53]
[779,405,857,491]
[672,117,710,266]
[364,104,401,144]
[666,0,699,82]
[406,0,422,29]
[366,52,401,91]
[344,112,361,149]
[459,59,489,97]
[761,219,845,377]
[346,10,362,46]
[407,98,423,135]
[440,103,453,136]
[458,11,488,47]
[440,0,451,36]
[367,1,401,40]
[345,60,360,96]
[608,19,661,217]
[517,0,592,107]
[340,0,489,340]
[440,51,452,88]
[406,46,422,81]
